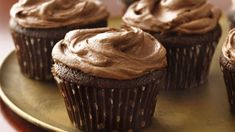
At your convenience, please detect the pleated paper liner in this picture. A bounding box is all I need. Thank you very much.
[220,56,235,112]
[11,33,57,80]
[164,41,217,89]
[52,64,165,131]
[56,79,160,132]
[153,24,222,90]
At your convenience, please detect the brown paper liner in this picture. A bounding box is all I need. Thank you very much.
[164,41,217,90]
[10,20,107,80]
[152,25,221,90]
[220,56,235,112]
[54,76,161,132]
[11,33,59,80]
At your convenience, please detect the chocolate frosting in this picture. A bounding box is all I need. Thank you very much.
[122,0,221,34]
[52,27,167,80]
[10,0,109,28]
[222,29,235,65]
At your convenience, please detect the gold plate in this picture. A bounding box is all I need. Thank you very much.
[1,17,235,132]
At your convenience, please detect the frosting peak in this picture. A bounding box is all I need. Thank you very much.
[10,0,109,28]
[222,29,235,64]
[52,27,167,80]
[122,0,221,34]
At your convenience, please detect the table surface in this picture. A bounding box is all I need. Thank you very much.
[0,0,232,132]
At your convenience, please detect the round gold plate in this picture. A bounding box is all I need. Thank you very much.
[1,17,235,132]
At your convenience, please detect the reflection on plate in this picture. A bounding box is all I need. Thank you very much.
[1,17,235,132]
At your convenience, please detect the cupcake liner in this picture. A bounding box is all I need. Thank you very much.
[11,32,56,80]
[152,24,221,90]
[54,76,161,132]
[220,56,235,112]
[164,41,217,90]
[10,20,107,80]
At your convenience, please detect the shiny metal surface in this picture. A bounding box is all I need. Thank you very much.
[1,17,235,132]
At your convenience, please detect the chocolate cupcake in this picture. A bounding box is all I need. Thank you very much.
[52,27,167,131]
[10,0,109,80]
[122,0,222,90]
[220,29,235,112]
[228,0,235,29]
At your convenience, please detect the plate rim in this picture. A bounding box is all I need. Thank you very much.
[0,51,66,132]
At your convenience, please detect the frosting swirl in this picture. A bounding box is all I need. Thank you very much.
[52,27,167,80]
[222,29,235,65]
[122,0,221,34]
[10,0,109,28]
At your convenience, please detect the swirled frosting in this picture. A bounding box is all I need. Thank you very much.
[10,0,109,28]
[222,29,235,64]
[52,27,167,80]
[122,0,221,34]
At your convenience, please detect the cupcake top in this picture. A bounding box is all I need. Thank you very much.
[52,26,167,80]
[222,29,235,65]
[122,0,221,34]
[10,0,109,28]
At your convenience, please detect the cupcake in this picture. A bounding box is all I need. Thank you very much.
[220,29,235,112]
[228,0,235,29]
[122,0,222,90]
[52,27,167,131]
[10,0,109,80]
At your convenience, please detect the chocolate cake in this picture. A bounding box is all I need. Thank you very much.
[10,0,109,80]
[122,0,222,90]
